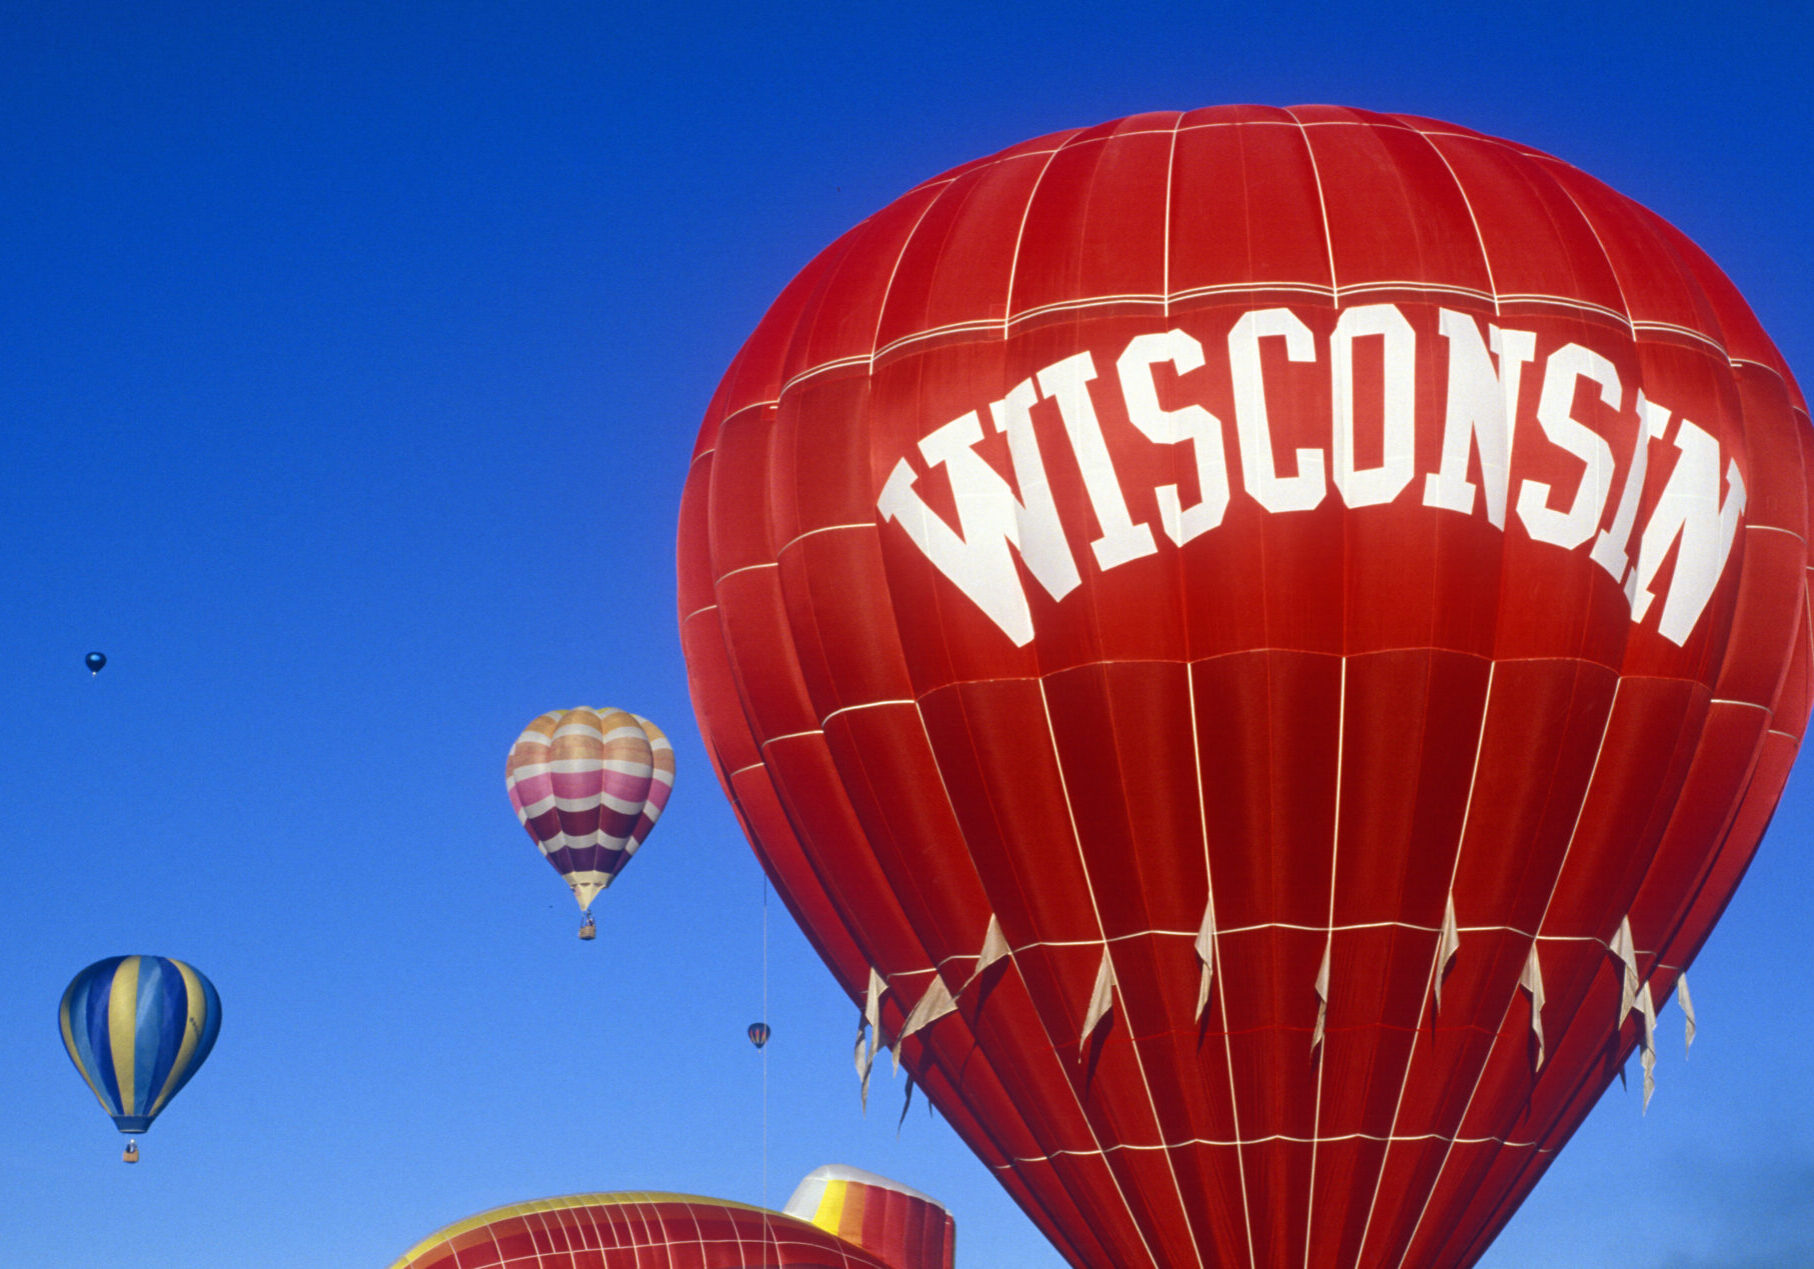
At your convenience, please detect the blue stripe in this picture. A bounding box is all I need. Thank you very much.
[78,958,126,1115]
[134,959,183,1115]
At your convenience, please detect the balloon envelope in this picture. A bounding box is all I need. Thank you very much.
[59,955,221,1135]
[84,652,105,675]
[678,106,1812,1268]
[389,1166,953,1269]
[748,1020,771,1048]
[505,708,675,913]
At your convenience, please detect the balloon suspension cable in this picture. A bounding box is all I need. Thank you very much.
[761,874,770,1213]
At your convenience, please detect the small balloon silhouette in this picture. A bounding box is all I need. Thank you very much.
[85,652,106,676]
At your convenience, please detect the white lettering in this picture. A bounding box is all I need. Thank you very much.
[1422,310,1536,527]
[1591,391,1671,583]
[875,383,1080,646]
[1036,352,1157,570]
[1229,307,1326,513]
[1331,303,1417,508]
[874,307,1747,651]
[1517,343,1619,549]
[1629,418,1747,645]
[1117,329,1230,544]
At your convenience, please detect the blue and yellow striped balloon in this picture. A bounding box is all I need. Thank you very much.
[59,956,221,1139]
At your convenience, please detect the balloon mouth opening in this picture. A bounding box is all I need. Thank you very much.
[112,1118,152,1133]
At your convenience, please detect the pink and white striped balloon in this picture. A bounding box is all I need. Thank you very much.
[506,708,675,917]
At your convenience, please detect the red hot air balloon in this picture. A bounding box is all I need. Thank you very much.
[388,1165,954,1269]
[506,709,675,938]
[678,106,1813,1268]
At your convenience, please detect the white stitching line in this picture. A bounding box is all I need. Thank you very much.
[776,523,873,555]
[820,699,917,725]
[995,1132,1556,1162]
[1356,659,1496,1263]
[868,177,947,373]
[713,561,778,584]
[1188,658,1259,1266]
[1035,676,1191,1269]
[1391,673,1624,1268]
[1296,105,1339,1263]
[759,284,1665,389]
[872,925,1665,951]
[1303,651,1348,1265]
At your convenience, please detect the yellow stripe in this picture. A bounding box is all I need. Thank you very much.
[108,958,141,1114]
[147,961,206,1118]
[59,996,113,1113]
[387,1192,776,1267]
[812,1178,850,1239]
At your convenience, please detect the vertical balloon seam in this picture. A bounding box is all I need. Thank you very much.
[700,339,1052,1261]
[1445,169,1763,1266]
[1117,114,1233,1255]
[1161,101,1266,1269]
[1285,104,1354,1266]
[1196,115,1311,1262]
[684,462,878,996]
[1422,160,1755,1269]
[1348,118,1510,1267]
[977,135,1201,1261]
[1648,565,1813,988]
[1029,124,1206,1266]
[1356,145,1552,1261]
[1257,110,1343,1263]
[867,140,1158,1263]
[714,239,1022,1202]
[1378,136,1649,1269]
[1634,293,1813,982]
[1001,127,1180,1268]
[1398,228,1634,1269]
[1338,110,1466,1266]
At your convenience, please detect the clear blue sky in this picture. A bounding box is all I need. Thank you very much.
[3,3,1810,1266]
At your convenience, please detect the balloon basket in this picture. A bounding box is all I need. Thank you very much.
[578,917,597,941]
[122,1141,138,1163]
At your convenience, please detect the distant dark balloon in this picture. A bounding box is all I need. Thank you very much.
[747,1022,770,1050]
[84,652,106,676]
